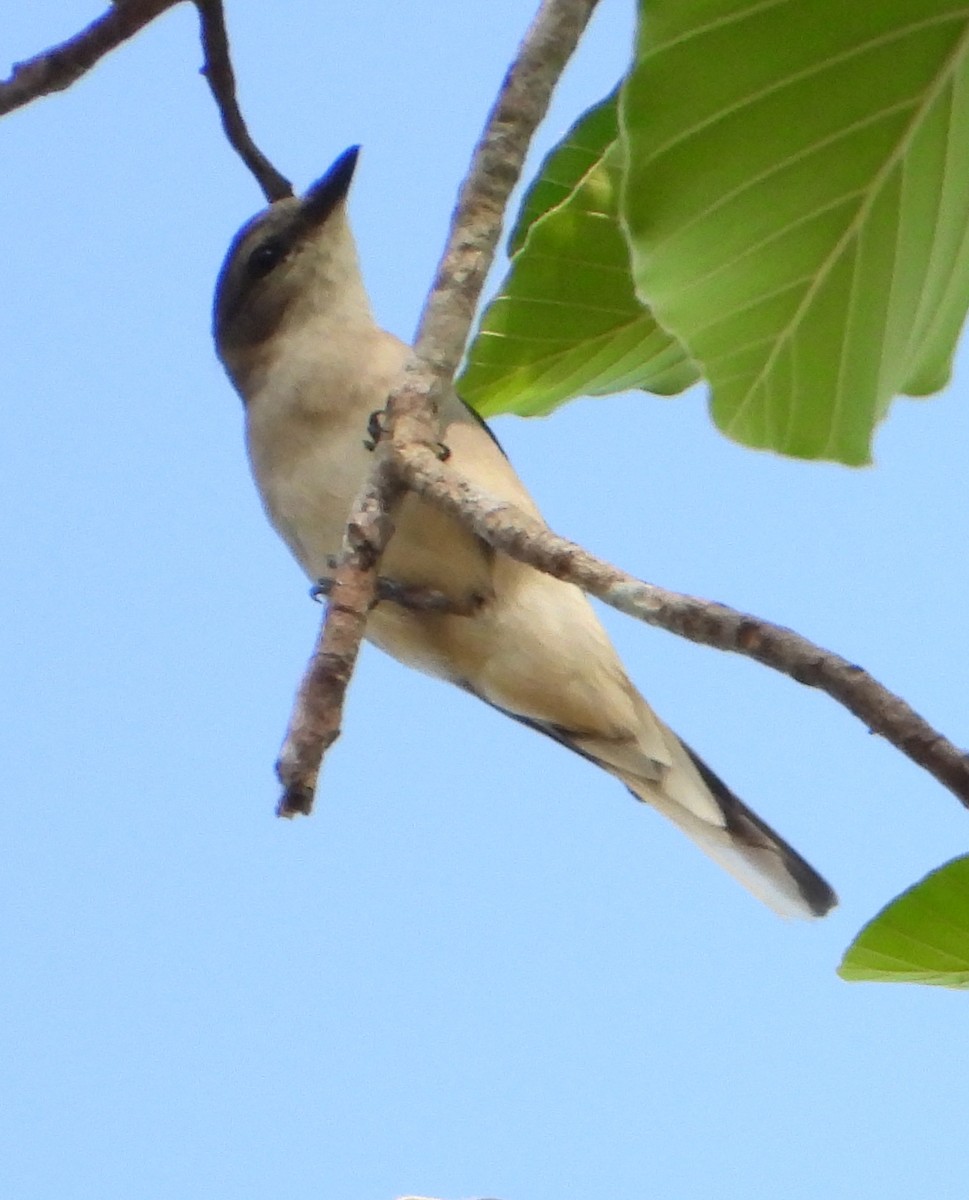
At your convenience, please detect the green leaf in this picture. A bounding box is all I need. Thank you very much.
[506,89,621,258]
[839,856,969,986]
[458,92,698,418]
[622,1,969,464]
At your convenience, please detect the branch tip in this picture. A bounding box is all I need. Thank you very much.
[193,0,293,201]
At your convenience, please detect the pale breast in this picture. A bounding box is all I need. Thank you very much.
[242,321,416,577]
[245,388,375,577]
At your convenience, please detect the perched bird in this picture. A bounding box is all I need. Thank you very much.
[213,146,836,919]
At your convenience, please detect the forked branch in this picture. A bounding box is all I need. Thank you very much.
[276,0,603,813]
[277,0,969,819]
[7,0,965,818]
[1,0,288,201]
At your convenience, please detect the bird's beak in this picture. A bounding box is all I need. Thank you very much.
[301,145,361,227]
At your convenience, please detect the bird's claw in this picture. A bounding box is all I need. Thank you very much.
[363,408,387,451]
[310,577,333,602]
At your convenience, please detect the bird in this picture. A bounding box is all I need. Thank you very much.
[212,145,836,919]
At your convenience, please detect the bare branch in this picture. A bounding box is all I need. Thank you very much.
[276,462,404,817]
[389,0,602,448]
[276,0,600,814]
[0,0,179,118]
[1,0,291,203]
[413,0,602,377]
[391,439,969,811]
[194,0,293,201]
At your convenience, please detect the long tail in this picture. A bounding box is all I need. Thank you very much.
[629,740,837,919]
[478,691,835,918]
[497,705,836,918]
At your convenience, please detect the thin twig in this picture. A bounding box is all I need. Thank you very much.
[391,439,969,810]
[1,0,291,203]
[194,0,293,201]
[0,0,179,117]
[275,0,600,813]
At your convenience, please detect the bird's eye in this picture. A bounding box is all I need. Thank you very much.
[246,238,287,279]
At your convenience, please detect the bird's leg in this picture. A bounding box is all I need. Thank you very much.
[311,574,484,616]
[373,578,485,614]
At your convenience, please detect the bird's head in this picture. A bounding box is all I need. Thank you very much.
[213,145,364,381]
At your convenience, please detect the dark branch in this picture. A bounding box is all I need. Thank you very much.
[0,0,179,117]
[1,0,291,203]
[194,0,293,201]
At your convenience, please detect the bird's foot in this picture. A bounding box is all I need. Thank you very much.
[311,575,484,615]
[371,579,474,613]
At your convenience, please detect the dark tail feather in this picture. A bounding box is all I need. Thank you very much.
[682,744,837,917]
[466,687,836,918]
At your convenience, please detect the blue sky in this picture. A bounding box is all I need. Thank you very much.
[3,2,969,1197]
